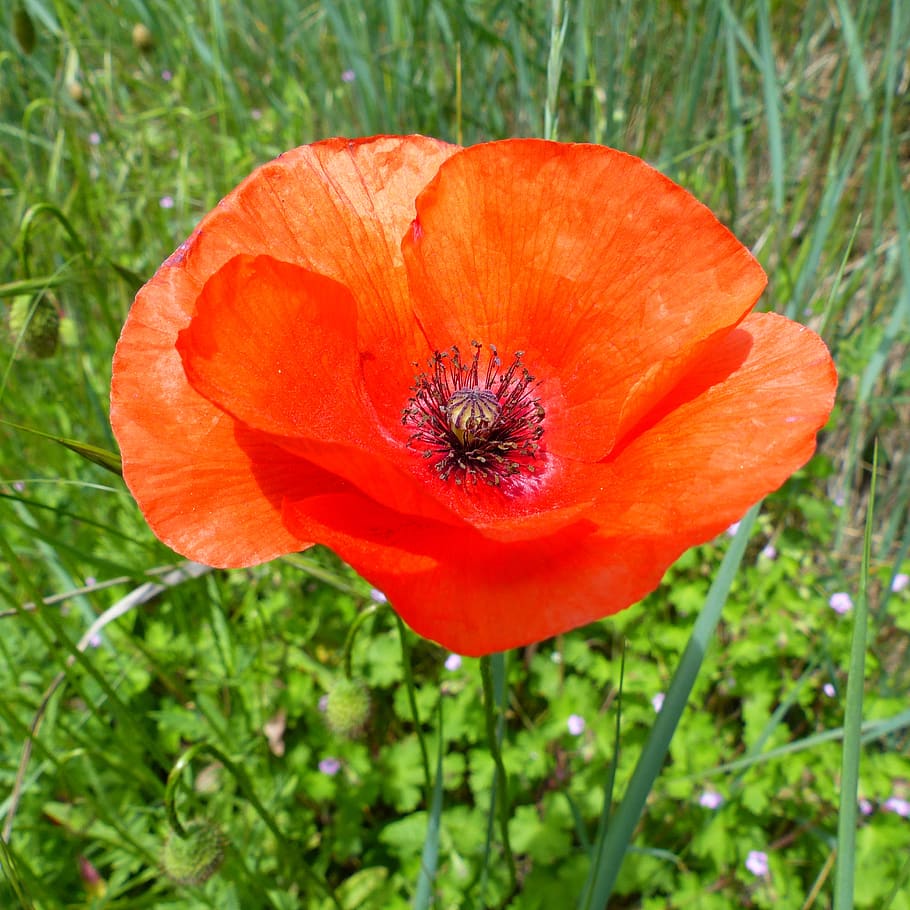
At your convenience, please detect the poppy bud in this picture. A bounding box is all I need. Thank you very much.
[78,856,107,899]
[132,23,154,51]
[324,678,371,739]
[66,80,85,103]
[161,818,225,885]
[8,294,60,358]
[13,4,36,55]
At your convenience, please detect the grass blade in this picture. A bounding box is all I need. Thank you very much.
[579,504,760,908]
[414,703,445,910]
[834,442,876,910]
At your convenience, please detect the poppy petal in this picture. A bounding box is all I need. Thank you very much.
[112,137,457,566]
[176,135,459,429]
[110,271,344,564]
[282,490,688,656]
[605,312,837,537]
[177,255,368,442]
[176,253,474,527]
[402,139,767,462]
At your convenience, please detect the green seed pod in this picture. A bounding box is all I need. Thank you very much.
[13,4,36,55]
[161,819,225,886]
[8,294,60,358]
[324,678,371,739]
[132,23,154,52]
[66,80,85,103]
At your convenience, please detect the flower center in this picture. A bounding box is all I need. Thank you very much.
[402,341,545,487]
[445,388,501,444]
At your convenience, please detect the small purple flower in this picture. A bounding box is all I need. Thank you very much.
[760,544,777,560]
[829,592,852,614]
[566,714,585,736]
[651,692,665,713]
[892,573,909,594]
[699,790,723,810]
[161,69,173,82]
[369,588,387,604]
[858,798,874,816]
[89,131,101,146]
[823,682,836,698]
[726,521,741,538]
[883,796,910,818]
[745,850,769,877]
[318,694,329,713]
[341,69,356,83]
[13,481,26,493]
[318,757,341,776]
[444,653,462,672]
[251,108,262,121]
[159,195,175,210]
[833,490,846,507]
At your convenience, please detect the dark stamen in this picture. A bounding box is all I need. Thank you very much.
[402,341,545,487]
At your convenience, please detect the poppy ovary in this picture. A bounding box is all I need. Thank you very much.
[402,342,545,487]
[445,387,502,445]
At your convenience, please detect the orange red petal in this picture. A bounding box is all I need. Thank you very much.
[604,311,838,539]
[112,136,457,565]
[282,491,689,655]
[402,140,768,462]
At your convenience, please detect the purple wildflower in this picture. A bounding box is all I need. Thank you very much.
[745,850,769,877]
[699,790,723,810]
[883,796,910,818]
[829,592,852,614]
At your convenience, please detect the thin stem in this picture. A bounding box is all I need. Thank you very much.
[395,614,432,802]
[480,654,516,894]
[342,602,379,679]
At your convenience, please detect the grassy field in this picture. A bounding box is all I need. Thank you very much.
[1,0,909,907]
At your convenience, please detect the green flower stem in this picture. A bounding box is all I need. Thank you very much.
[17,202,86,277]
[395,615,432,803]
[165,742,342,910]
[342,601,379,679]
[480,653,517,894]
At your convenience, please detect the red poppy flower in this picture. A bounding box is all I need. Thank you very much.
[111,135,837,656]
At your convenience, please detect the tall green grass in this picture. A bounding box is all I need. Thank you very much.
[2,1,909,907]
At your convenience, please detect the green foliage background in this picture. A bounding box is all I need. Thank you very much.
[1,0,909,907]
